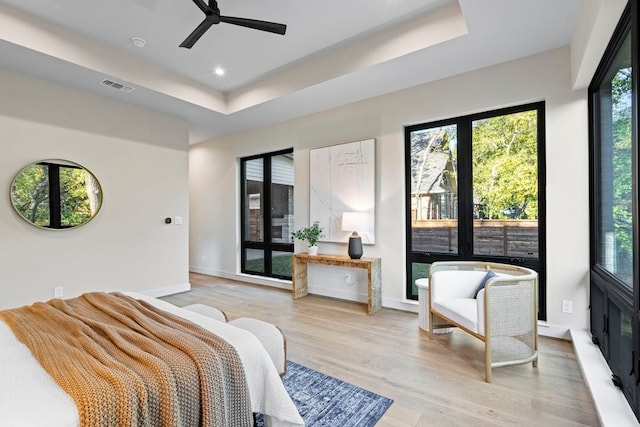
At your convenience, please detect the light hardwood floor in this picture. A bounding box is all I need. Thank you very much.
[161,273,599,426]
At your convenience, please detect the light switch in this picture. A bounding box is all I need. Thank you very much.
[174,216,183,225]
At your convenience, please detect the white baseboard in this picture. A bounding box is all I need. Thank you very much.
[382,297,419,313]
[233,273,291,290]
[141,282,191,298]
[189,265,222,277]
[570,329,639,427]
[189,266,291,291]
[536,321,571,340]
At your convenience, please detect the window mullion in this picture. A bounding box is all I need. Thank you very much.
[263,155,273,275]
[457,120,473,257]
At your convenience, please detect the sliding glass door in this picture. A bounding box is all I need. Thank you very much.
[240,149,294,279]
[405,103,546,318]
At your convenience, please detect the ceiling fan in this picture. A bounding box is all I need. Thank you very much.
[180,0,287,48]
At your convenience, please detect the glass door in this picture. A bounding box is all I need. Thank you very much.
[241,149,294,279]
[269,152,295,277]
[243,157,266,274]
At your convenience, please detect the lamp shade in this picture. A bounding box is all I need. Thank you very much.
[341,212,368,232]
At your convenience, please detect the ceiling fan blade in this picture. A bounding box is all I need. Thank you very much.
[180,16,217,48]
[208,0,220,13]
[219,16,287,35]
[191,0,212,15]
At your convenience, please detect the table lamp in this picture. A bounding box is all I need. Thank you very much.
[341,212,366,259]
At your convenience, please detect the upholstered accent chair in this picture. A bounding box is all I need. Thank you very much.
[428,261,538,382]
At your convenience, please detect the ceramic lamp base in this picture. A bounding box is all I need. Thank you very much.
[347,234,363,259]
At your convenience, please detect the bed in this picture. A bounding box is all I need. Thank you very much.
[0,291,304,427]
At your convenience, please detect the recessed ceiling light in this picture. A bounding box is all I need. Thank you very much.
[130,37,147,48]
[214,67,225,77]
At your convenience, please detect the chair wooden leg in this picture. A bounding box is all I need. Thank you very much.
[485,366,492,382]
[428,312,434,340]
[485,344,492,382]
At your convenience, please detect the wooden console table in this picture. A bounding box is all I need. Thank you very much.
[291,253,382,315]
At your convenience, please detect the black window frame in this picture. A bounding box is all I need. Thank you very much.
[589,0,639,417]
[404,102,547,320]
[240,148,294,280]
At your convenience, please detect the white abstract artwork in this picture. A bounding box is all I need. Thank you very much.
[310,139,375,244]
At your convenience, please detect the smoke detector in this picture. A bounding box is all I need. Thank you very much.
[130,37,147,48]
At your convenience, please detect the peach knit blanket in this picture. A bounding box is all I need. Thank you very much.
[0,292,252,427]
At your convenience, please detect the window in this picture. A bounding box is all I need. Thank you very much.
[589,1,638,417]
[593,29,633,288]
[405,103,546,319]
[240,149,294,279]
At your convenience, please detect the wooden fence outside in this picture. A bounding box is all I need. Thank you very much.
[412,219,538,257]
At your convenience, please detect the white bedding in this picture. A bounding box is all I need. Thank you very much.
[0,292,304,427]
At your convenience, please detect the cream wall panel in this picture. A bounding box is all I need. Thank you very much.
[0,68,190,309]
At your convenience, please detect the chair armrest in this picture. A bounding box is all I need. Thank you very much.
[483,274,538,336]
[476,288,486,336]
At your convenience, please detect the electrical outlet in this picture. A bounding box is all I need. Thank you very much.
[562,299,573,314]
[54,286,64,298]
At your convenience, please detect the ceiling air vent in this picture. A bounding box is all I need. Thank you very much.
[99,79,135,93]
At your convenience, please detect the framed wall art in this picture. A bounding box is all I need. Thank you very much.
[309,138,375,244]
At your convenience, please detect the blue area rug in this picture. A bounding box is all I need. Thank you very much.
[256,360,393,426]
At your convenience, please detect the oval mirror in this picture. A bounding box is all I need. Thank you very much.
[10,159,102,230]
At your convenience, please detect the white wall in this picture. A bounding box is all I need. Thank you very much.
[0,68,191,309]
[190,46,591,334]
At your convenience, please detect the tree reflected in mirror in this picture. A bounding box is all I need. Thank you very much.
[10,160,102,229]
